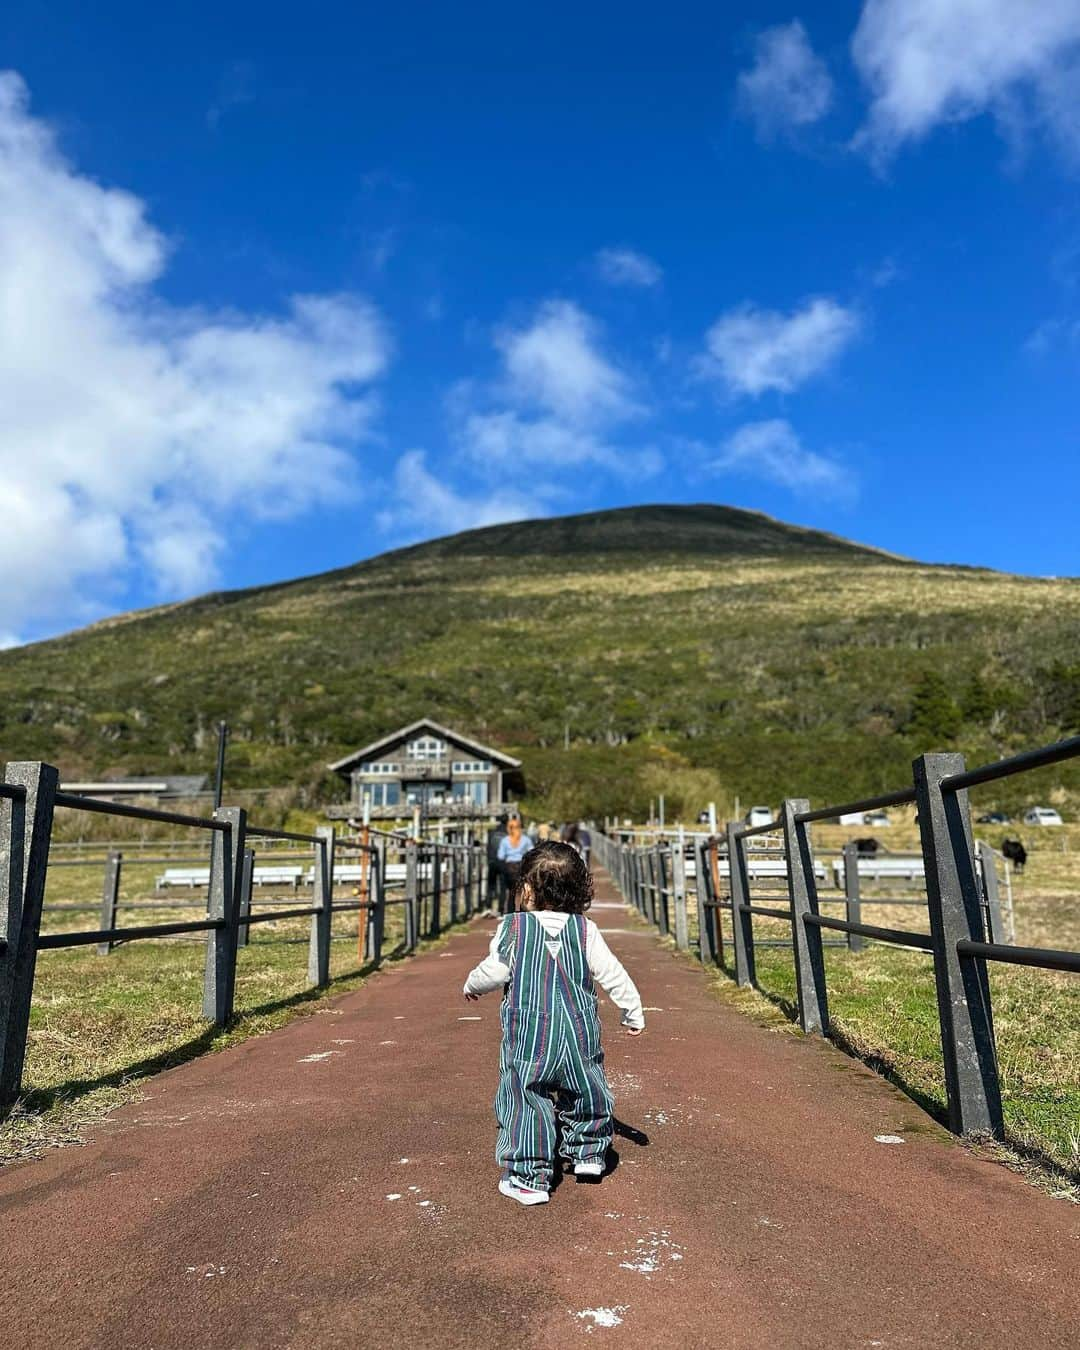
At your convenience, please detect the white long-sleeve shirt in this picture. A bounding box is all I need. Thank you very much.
[463,912,645,1031]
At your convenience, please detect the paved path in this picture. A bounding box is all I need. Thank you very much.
[1,871,1077,1348]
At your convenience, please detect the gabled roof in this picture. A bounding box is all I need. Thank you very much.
[328,719,521,774]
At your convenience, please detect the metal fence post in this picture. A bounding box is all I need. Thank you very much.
[203,806,246,1025]
[672,836,689,950]
[374,837,387,958]
[448,846,458,924]
[237,848,254,949]
[430,844,442,937]
[657,847,671,937]
[977,841,1005,945]
[842,842,864,953]
[913,753,1003,1138]
[404,841,418,951]
[97,850,122,956]
[694,837,718,966]
[0,762,58,1112]
[782,799,829,1036]
[727,821,756,987]
[308,826,334,987]
[709,839,726,965]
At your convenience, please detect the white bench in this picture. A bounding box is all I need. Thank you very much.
[156,867,211,889]
[831,856,925,884]
[687,858,827,881]
[252,866,304,888]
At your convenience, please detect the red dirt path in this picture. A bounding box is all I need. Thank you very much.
[0,870,1077,1348]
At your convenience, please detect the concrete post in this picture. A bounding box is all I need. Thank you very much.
[364,836,384,966]
[913,753,1003,1138]
[448,846,458,924]
[97,850,122,955]
[203,806,246,1025]
[656,847,670,936]
[977,841,1005,944]
[237,848,254,949]
[0,763,58,1112]
[782,799,829,1036]
[405,840,418,951]
[672,832,689,950]
[430,845,442,937]
[308,826,334,987]
[693,837,717,965]
[842,842,864,953]
[727,821,756,988]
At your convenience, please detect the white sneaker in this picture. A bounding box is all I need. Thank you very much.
[499,1177,550,1206]
[573,1161,604,1177]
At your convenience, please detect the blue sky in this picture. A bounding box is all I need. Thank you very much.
[2,1,1080,643]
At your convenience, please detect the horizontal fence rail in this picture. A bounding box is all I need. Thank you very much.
[595,737,1080,1141]
[0,761,488,1115]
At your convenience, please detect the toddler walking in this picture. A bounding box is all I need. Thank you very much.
[463,840,645,1206]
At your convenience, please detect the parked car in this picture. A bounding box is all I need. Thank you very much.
[976,811,1011,824]
[745,805,773,827]
[863,811,891,827]
[1023,806,1064,826]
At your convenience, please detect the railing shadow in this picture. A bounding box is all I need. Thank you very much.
[15,957,383,1118]
[713,951,948,1126]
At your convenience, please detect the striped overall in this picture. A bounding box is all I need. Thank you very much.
[494,911,615,1190]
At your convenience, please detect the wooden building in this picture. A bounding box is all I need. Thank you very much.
[326,719,522,821]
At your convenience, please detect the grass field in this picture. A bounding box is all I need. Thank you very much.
[681,817,1080,1197]
[0,849,422,1167]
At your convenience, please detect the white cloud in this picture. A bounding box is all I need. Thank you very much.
[450,299,659,476]
[1025,316,1080,354]
[711,419,852,497]
[701,297,860,397]
[376,449,543,539]
[736,21,833,140]
[852,0,1080,162]
[0,71,390,639]
[495,299,637,422]
[594,247,663,288]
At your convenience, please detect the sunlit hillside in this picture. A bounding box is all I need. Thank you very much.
[1,504,1077,819]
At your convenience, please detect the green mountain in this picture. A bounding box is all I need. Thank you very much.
[1,503,1078,819]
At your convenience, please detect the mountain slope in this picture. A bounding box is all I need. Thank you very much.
[0,503,1077,817]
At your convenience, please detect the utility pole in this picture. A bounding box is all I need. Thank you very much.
[213,720,229,810]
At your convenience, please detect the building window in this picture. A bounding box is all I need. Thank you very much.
[405,737,446,761]
[451,781,489,804]
[358,762,400,775]
[364,782,400,807]
[451,760,492,774]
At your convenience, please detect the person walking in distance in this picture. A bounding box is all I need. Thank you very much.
[486,814,508,914]
[496,815,533,916]
[462,841,645,1206]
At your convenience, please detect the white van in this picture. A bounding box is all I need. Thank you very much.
[1023,806,1063,826]
[745,806,773,828]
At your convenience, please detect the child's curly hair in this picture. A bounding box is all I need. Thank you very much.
[515,840,593,914]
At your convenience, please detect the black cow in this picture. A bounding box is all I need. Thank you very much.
[1001,838,1027,871]
[853,837,880,855]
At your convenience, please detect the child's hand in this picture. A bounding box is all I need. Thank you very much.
[464,991,480,1002]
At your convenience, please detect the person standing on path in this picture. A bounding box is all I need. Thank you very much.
[463,841,645,1206]
[485,814,508,913]
[496,815,533,915]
